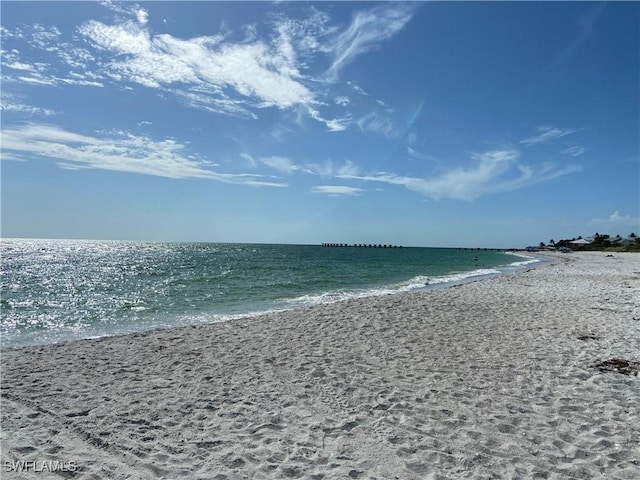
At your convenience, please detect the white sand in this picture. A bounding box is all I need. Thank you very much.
[1,251,639,479]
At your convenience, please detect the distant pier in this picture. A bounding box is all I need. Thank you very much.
[321,243,504,251]
[322,243,402,248]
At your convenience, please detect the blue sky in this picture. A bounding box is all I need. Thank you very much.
[1,1,638,248]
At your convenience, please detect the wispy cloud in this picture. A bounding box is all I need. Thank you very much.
[590,211,640,229]
[4,62,38,72]
[76,12,318,112]
[520,126,579,146]
[357,110,398,138]
[0,93,56,116]
[260,156,299,174]
[306,107,351,131]
[324,3,415,81]
[259,155,362,178]
[338,148,580,201]
[608,211,638,225]
[0,124,285,187]
[561,145,585,157]
[1,3,416,135]
[240,152,258,168]
[311,185,362,196]
[325,118,349,132]
[552,3,606,66]
[5,9,317,116]
[1,24,101,87]
[306,159,360,177]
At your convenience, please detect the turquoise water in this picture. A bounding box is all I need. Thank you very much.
[0,239,538,349]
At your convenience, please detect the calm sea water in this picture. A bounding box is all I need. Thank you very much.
[1,239,538,349]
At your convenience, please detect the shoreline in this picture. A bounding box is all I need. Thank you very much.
[2,251,639,479]
[1,249,538,351]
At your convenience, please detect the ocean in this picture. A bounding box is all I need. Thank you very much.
[0,239,539,349]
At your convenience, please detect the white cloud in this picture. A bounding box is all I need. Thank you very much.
[609,211,635,224]
[172,88,256,119]
[306,159,360,177]
[272,7,333,60]
[520,126,578,146]
[0,123,285,187]
[311,185,362,196]
[407,146,437,162]
[552,3,605,66]
[356,110,397,138]
[348,81,368,97]
[240,152,257,168]
[411,149,522,200]
[0,93,55,116]
[268,123,295,143]
[77,18,316,112]
[260,156,298,174]
[0,102,55,116]
[1,4,415,131]
[561,145,585,157]
[17,75,57,86]
[590,211,640,228]
[0,43,104,88]
[337,160,360,176]
[5,62,37,72]
[306,107,351,131]
[592,210,640,228]
[99,1,150,25]
[325,3,415,81]
[242,24,258,43]
[56,46,96,70]
[325,119,347,131]
[338,149,580,201]
[136,8,149,26]
[30,24,62,49]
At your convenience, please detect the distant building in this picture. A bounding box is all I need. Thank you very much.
[613,235,637,247]
[569,238,591,249]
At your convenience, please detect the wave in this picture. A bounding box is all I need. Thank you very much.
[276,267,504,310]
[272,252,543,313]
[504,251,543,268]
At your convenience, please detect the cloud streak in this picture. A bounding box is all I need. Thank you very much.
[339,149,580,201]
[561,145,585,157]
[0,124,285,187]
[552,3,606,66]
[325,3,415,81]
[260,156,299,174]
[0,93,56,116]
[520,126,579,146]
[311,185,363,196]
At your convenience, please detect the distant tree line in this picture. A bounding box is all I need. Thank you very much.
[539,233,639,252]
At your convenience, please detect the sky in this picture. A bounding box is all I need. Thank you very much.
[1,1,638,248]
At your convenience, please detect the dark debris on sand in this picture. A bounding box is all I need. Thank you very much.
[578,334,600,341]
[594,358,640,376]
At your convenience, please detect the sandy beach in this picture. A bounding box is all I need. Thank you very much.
[1,251,639,479]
